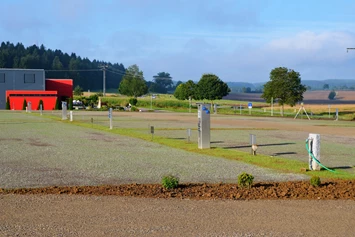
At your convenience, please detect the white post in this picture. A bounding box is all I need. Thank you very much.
[70,111,73,122]
[308,133,321,171]
[109,108,113,129]
[271,97,273,116]
[187,128,191,143]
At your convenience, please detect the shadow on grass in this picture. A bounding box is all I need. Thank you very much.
[223,142,295,149]
[272,152,297,156]
[327,166,354,170]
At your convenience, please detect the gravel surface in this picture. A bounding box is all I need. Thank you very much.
[1,195,355,236]
[0,112,307,189]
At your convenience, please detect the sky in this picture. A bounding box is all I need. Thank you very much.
[1,0,355,83]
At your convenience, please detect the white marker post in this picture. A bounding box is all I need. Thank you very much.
[40,104,43,115]
[109,108,113,129]
[308,133,321,171]
[70,111,73,122]
[187,128,191,143]
[27,102,32,113]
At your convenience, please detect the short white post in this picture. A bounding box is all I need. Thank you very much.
[187,128,191,143]
[70,111,73,122]
[308,133,321,171]
[40,104,43,115]
[109,108,113,129]
[214,104,217,114]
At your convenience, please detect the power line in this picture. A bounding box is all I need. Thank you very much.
[45,69,101,72]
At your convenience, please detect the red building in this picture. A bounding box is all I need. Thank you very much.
[6,79,73,111]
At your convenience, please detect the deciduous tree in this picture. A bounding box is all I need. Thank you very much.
[118,64,148,97]
[261,67,306,116]
[195,74,230,103]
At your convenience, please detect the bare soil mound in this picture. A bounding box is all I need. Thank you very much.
[1,180,354,200]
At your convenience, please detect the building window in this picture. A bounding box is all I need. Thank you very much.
[0,73,4,83]
[24,74,35,83]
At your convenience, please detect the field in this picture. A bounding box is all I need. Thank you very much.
[1,110,355,236]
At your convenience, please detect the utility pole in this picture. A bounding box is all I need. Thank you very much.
[99,65,108,96]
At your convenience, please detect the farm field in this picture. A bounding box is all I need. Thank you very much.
[1,110,355,236]
[225,90,355,104]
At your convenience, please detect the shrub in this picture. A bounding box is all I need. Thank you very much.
[131,106,139,112]
[129,97,138,106]
[161,175,179,189]
[68,98,73,110]
[22,99,27,110]
[310,176,321,187]
[238,172,254,188]
[328,90,336,100]
[37,99,44,110]
[5,97,10,110]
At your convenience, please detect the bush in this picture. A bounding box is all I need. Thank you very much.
[5,97,10,110]
[328,90,336,100]
[310,176,321,187]
[238,172,254,188]
[22,99,27,110]
[37,99,44,110]
[161,175,179,189]
[131,106,139,112]
[129,97,138,106]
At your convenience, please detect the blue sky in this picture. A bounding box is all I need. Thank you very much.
[1,0,355,83]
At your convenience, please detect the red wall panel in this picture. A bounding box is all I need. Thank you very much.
[45,79,73,100]
[6,90,57,111]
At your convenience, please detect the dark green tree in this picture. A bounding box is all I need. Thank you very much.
[328,90,336,100]
[323,84,329,90]
[195,74,230,103]
[69,97,73,110]
[174,80,196,100]
[5,97,10,110]
[55,98,60,110]
[52,56,63,70]
[37,99,44,110]
[73,85,83,96]
[261,67,306,116]
[118,64,148,97]
[152,72,173,93]
[22,99,27,110]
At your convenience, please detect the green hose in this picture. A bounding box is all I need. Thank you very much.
[305,139,336,173]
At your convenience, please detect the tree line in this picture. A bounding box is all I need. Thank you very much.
[0,41,125,91]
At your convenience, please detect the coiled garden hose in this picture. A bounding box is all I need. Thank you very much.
[305,139,336,173]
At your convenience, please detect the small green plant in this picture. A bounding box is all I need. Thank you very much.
[310,176,321,187]
[238,172,254,188]
[161,175,179,189]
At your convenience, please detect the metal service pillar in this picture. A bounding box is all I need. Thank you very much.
[308,133,321,171]
[197,103,211,149]
[62,101,67,120]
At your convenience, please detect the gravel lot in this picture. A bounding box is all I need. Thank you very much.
[1,111,355,237]
[0,111,307,189]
